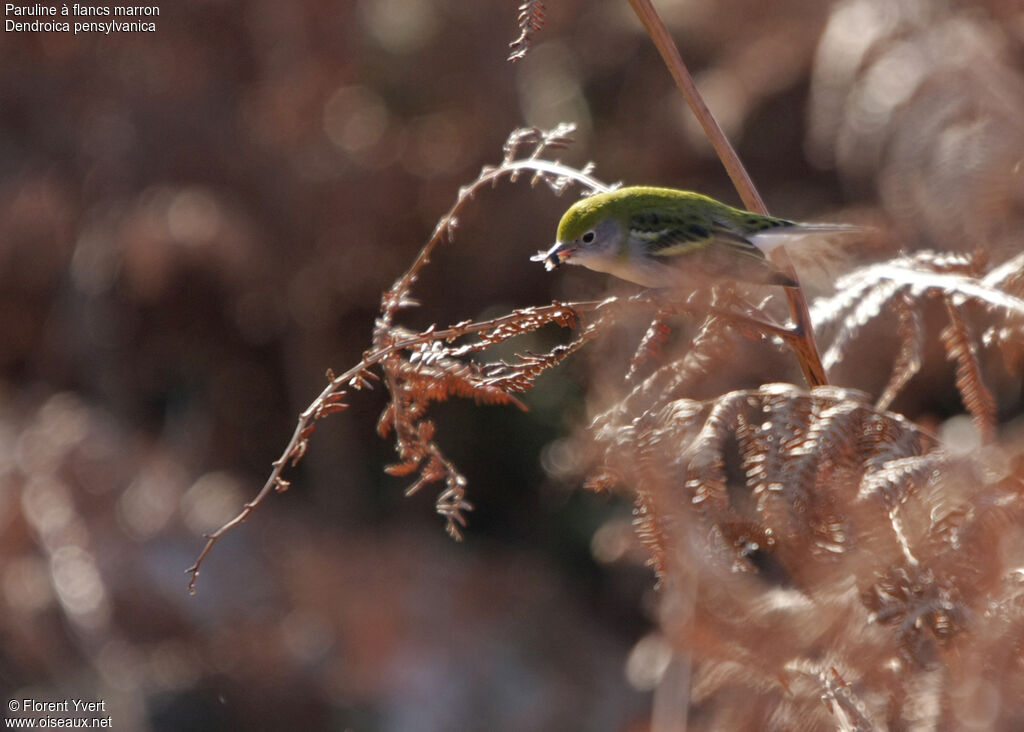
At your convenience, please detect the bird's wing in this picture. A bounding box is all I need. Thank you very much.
[646,220,769,267]
[644,219,795,286]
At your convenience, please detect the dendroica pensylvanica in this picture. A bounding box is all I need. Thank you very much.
[531,186,860,289]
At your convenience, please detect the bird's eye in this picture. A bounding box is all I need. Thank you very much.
[582,231,595,243]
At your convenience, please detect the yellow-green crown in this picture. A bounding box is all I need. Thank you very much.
[556,189,636,243]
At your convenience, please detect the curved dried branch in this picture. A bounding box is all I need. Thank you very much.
[375,123,610,338]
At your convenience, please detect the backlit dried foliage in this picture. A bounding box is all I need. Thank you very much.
[812,250,1024,433]
[507,0,547,62]
[187,124,614,589]
[187,0,1024,728]
[592,384,1024,729]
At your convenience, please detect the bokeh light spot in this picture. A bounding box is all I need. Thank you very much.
[180,471,245,535]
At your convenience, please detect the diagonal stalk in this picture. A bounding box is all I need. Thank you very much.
[627,0,828,387]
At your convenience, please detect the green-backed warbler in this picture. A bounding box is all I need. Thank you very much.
[531,186,859,289]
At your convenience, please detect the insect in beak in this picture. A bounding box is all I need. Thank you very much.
[530,243,576,271]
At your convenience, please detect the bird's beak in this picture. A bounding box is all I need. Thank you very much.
[530,241,576,271]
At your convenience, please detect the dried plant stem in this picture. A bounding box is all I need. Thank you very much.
[784,307,829,388]
[626,0,762,212]
[627,0,828,388]
[186,301,588,593]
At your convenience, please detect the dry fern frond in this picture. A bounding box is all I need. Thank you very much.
[814,251,1000,371]
[683,389,751,515]
[857,452,945,510]
[188,125,611,591]
[601,381,1024,726]
[875,292,923,411]
[590,288,786,438]
[507,0,546,63]
[601,312,734,432]
[940,297,997,443]
[625,310,673,382]
[596,384,936,585]
[377,123,608,338]
[784,663,880,732]
[984,251,1024,296]
[742,383,816,499]
[782,396,866,500]
[812,251,1024,426]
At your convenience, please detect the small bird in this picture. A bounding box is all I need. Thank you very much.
[532,186,860,289]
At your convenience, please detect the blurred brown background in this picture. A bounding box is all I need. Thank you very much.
[1,0,1021,730]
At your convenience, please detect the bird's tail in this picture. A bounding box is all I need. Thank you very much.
[752,223,872,292]
[750,223,868,253]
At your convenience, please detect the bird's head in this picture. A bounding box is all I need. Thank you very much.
[530,192,627,271]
